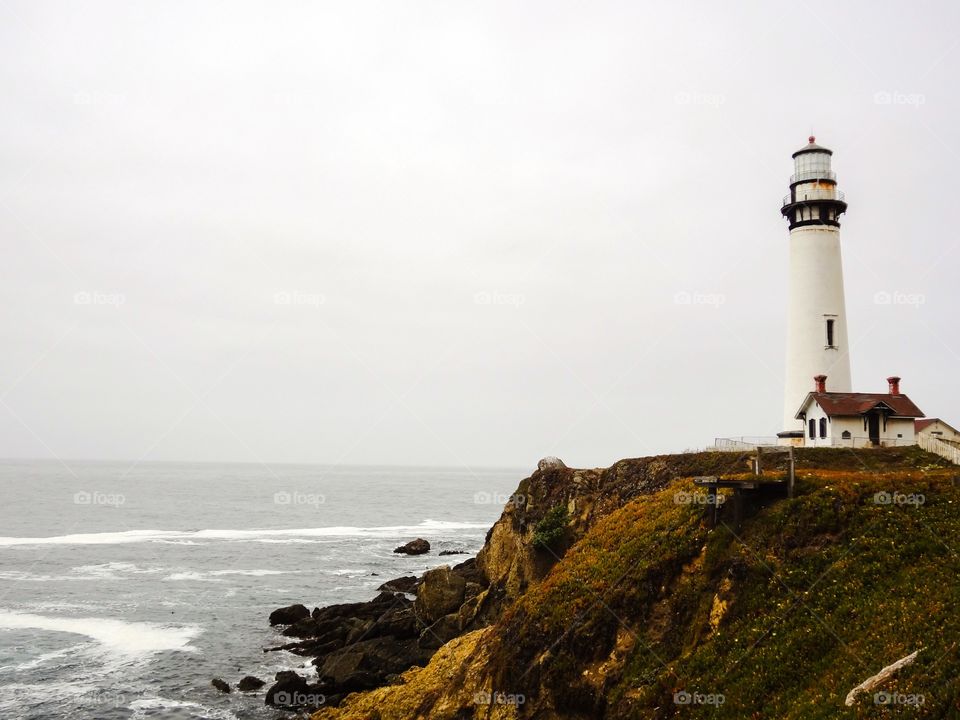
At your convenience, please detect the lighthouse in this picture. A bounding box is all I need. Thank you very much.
[778,137,852,442]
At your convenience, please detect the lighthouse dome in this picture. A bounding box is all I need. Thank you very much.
[791,135,833,158]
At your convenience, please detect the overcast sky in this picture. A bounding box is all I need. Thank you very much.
[1,0,958,470]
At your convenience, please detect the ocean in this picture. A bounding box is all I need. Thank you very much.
[0,460,523,719]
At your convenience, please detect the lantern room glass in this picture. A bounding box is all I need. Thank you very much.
[794,151,832,179]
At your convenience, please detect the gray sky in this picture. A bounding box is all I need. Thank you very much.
[1,1,958,469]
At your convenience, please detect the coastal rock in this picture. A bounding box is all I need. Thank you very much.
[287,593,411,640]
[237,675,265,692]
[438,549,467,556]
[418,613,461,649]
[451,557,485,586]
[414,565,466,624]
[211,678,231,693]
[393,538,430,555]
[315,636,432,686]
[376,575,419,594]
[260,535,492,708]
[265,670,325,709]
[538,456,567,471]
[269,603,310,626]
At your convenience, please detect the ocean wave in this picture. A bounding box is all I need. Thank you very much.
[0,519,490,546]
[72,562,164,578]
[0,611,201,657]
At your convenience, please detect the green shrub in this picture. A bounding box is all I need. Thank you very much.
[532,504,569,551]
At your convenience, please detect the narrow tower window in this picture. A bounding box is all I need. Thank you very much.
[819,418,827,438]
[809,419,816,439]
[826,318,835,347]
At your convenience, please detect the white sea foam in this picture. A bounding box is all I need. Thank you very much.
[72,562,164,578]
[0,519,489,547]
[0,680,103,715]
[129,697,238,720]
[0,529,183,547]
[13,643,87,671]
[161,569,290,581]
[162,571,223,582]
[0,612,200,657]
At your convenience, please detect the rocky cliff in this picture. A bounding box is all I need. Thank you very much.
[268,446,960,719]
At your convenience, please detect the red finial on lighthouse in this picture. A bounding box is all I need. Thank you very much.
[808,135,816,143]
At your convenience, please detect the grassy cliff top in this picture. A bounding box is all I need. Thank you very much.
[316,447,960,719]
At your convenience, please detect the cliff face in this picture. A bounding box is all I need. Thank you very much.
[313,447,960,719]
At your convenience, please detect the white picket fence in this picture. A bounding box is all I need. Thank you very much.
[918,433,960,465]
[713,437,782,451]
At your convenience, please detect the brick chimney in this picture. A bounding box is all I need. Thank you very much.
[814,375,827,393]
[887,376,901,395]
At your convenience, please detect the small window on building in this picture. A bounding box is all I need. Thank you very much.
[819,418,827,438]
[809,419,816,439]
[897,433,903,438]
[826,319,835,347]
[842,430,852,440]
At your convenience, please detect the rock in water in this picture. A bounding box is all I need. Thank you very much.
[211,678,231,693]
[438,550,467,556]
[269,603,310,626]
[393,538,430,555]
[238,675,266,692]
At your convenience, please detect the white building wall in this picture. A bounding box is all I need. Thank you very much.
[797,398,916,447]
[782,224,852,430]
[917,420,960,443]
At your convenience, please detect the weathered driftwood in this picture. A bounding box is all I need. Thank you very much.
[844,649,921,706]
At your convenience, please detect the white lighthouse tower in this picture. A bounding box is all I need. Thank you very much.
[778,137,852,441]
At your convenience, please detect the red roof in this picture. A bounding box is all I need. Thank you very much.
[796,392,925,419]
